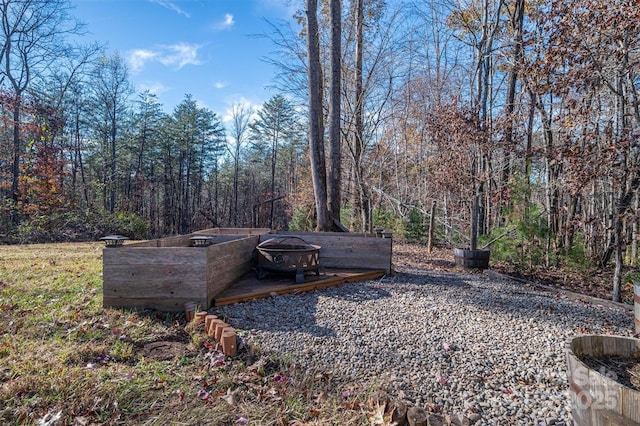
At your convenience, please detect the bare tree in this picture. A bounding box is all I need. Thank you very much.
[227,102,252,226]
[0,0,83,213]
[89,54,133,213]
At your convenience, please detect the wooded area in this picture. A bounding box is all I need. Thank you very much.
[0,0,638,300]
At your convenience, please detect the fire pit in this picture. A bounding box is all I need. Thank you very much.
[256,236,321,284]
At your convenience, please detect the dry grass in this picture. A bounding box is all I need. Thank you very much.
[0,243,377,425]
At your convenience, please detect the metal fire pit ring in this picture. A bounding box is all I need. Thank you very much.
[256,236,321,284]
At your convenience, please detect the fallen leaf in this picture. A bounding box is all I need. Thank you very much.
[220,388,239,406]
[36,410,62,426]
[345,400,361,410]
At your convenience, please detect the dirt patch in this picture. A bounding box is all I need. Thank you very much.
[393,242,636,305]
[139,340,192,361]
[136,331,194,362]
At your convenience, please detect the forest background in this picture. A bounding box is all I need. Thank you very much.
[0,0,638,302]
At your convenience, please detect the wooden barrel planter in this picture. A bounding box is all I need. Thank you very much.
[566,335,640,425]
[453,248,490,269]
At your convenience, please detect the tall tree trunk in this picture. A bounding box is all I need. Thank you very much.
[502,0,524,185]
[270,129,278,229]
[109,106,117,213]
[427,200,436,254]
[306,0,331,231]
[11,101,21,213]
[353,0,370,232]
[327,0,342,225]
[233,145,240,226]
[632,194,638,266]
[471,194,479,250]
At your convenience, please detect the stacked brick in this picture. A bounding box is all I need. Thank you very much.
[192,311,238,356]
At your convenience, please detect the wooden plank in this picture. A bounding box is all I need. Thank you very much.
[319,255,389,270]
[213,269,385,306]
[159,235,193,247]
[103,296,207,312]
[208,261,254,296]
[206,237,258,269]
[207,236,260,302]
[103,247,206,265]
[124,240,159,248]
[193,228,221,235]
[104,263,206,283]
[342,269,388,282]
[319,247,390,259]
[260,232,392,272]
[216,228,271,235]
[271,231,378,238]
[103,266,206,297]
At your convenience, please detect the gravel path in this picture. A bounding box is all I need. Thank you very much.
[216,266,635,425]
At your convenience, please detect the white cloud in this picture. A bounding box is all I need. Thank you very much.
[214,13,235,31]
[126,43,203,73]
[129,49,158,74]
[160,43,203,69]
[213,81,227,89]
[148,0,190,17]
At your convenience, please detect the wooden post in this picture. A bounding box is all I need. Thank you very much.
[634,281,640,335]
[470,194,479,250]
[427,200,436,254]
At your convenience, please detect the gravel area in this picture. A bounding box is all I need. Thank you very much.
[216,266,635,425]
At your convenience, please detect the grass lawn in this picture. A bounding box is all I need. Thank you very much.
[0,243,371,425]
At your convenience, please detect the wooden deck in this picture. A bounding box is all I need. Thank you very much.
[213,268,386,306]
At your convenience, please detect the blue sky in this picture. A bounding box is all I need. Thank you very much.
[72,0,298,119]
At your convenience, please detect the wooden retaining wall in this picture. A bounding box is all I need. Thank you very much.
[263,231,392,273]
[103,228,392,312]
[103,234,261,311]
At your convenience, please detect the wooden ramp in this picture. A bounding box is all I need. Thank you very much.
[213,268,386,306]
